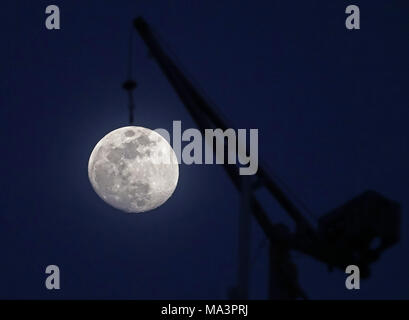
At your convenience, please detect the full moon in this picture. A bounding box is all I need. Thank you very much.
[88,126,179,213]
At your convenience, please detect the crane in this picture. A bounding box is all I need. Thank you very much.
[124,17,401,299]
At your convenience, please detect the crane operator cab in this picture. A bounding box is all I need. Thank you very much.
[318,190,400,278]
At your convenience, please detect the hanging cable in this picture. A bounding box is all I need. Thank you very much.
[122,26,137,124]
[127,25,134,80]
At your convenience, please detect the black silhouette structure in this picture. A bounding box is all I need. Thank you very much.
[125,17,401,299]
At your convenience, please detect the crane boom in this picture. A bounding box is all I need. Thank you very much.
[133,17,313,233]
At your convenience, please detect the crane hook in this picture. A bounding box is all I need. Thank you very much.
[122,79,137,124]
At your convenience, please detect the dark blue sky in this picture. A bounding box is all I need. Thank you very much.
[1,0,408,299]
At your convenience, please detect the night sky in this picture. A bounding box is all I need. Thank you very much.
[1,0,409,299]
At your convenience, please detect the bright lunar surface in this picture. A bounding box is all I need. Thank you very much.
[88,126,179,213]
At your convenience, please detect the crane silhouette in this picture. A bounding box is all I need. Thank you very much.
[123,17,401,299]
